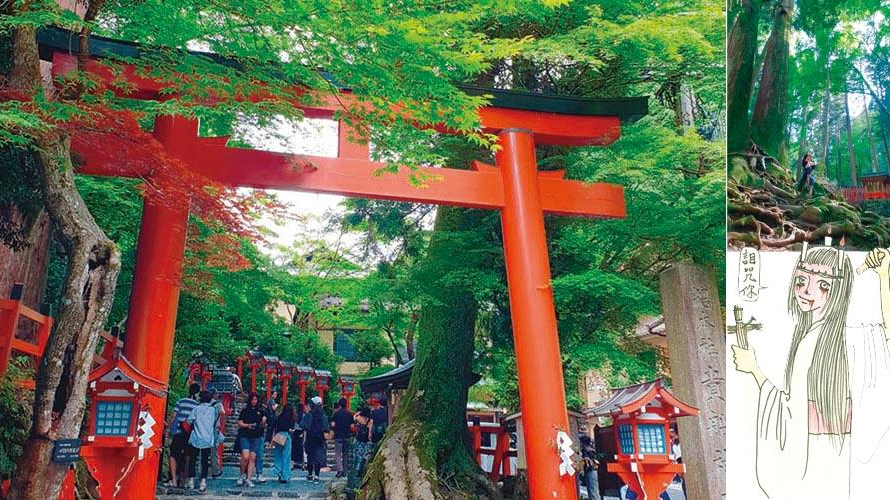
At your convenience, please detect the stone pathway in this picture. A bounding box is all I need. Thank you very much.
[157,463,339,499]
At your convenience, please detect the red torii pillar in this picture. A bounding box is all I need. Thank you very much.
[497,129,575,498]
[89,116,192,497]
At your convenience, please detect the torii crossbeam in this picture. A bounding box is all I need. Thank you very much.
[37,27,646,500]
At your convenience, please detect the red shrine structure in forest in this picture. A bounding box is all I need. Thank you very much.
[592,379,698,500]
[16,26,648,500]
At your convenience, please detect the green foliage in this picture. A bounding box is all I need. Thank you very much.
[0,362,34,476]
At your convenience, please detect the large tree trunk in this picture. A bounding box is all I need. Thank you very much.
[750,0,794,164]
[835,120,843,182]
[820,57,832,165]
[360,207,497,500]
[7,23,121,500]
[844,92,858,185]
[726,0,764,152]
[881,125,890,172]
[864,97,879,173]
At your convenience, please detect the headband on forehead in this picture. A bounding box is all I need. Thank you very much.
[797,237,846,279]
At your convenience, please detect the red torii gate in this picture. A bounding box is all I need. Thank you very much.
[38,28,645,500]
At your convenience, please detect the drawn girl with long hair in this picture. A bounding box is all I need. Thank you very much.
[732,243,890,498]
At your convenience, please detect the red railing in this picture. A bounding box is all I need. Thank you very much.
[841,187,866,204]
[0,284,53,389]
[468,419,517,482]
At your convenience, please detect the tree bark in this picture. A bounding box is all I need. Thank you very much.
[360,207,496,500]
[863,96,879,173]
[727,0,764,152]
[821,57,831,165]
[844,92,858,185]
[750,0,794,164]
[8,130,121,500]
[881,125,890,172]
[6,21,121,500]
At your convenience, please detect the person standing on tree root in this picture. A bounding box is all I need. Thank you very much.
[797,151,817,198]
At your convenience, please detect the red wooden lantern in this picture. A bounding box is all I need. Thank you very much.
[591,379,698,500]
[296,365,313,405]
[314,369,331,402]
[85,355,165,452]
[337,375,356,409]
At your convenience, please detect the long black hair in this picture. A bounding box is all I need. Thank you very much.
[786,247,852,448]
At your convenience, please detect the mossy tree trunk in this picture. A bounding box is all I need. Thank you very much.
[750,0,794,165]
[727,0,763,152]
[359,206,498,500]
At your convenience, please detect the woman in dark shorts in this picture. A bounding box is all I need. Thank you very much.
[236,393,266,487]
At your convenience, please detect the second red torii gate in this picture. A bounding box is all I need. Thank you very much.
[38,27,645,500]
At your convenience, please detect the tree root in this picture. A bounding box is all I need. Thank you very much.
[359,424,500,500]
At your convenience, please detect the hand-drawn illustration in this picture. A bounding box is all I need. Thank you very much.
[727,243,890,499]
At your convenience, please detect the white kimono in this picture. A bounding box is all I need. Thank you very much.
[755,322,890,499]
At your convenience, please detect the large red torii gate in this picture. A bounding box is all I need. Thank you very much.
[37,28,646,499]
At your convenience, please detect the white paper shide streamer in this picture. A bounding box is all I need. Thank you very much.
[556,431,576,476]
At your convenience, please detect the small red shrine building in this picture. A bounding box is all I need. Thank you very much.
[860,172,890,200]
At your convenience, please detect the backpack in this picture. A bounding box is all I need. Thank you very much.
[372,423,386,443]
[305,412,326,445]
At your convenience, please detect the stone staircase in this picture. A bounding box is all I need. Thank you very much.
[221,401,337,469]
[157,396,341,499]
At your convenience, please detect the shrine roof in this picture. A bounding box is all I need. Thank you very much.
[859,171,890,181]
[359,359,482,394]
[36,26,647,123]
[590,378,698,418]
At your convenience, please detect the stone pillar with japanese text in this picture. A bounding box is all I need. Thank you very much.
[659,263,726,500]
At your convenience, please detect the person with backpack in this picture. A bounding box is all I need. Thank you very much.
[370,398,388,444]
[300,396,329,482]
[165,383,201,488]
[236,392,266,487]
[186,391,219,492]
[272,402,296,483]
[209,389,225,478]
[330,398,353,478]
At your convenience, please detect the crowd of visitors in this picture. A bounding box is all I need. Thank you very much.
[164,380,389,491]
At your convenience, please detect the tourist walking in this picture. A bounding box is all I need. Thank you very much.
[579,435,601,500]
[292,402,306,470]
[209,389,225,478]
[236,392,267,488]
[348,407,373,490]
[301,396,329,482]
[165,382,201,488]
[187,391,219,492]
[331,398,353,478]
[272,402,296,483]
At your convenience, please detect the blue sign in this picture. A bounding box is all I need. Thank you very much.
[51,439,81,463]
